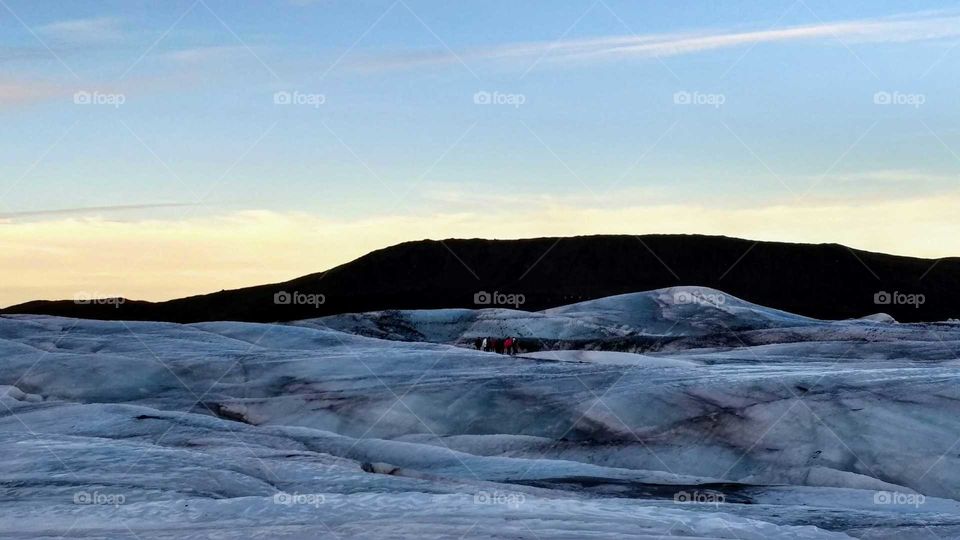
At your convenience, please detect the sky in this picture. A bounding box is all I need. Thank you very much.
[1,0,959,306]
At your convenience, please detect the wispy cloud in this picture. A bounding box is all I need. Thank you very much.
[0,46,64,64]
[36,17,125,43]
[828,169,958,183]
[162,45,257,64]
[0,78,139,109]
[356,10,960,70]
[0,43,255,109]
[0,203,193,221]
[0,80,67,107]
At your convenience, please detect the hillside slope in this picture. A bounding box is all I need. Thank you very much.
[3,234,957,322]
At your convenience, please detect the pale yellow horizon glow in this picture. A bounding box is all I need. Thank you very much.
[1,193,957,308]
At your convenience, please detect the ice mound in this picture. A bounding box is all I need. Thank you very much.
[313,286,821,349]
[857,313,898,323]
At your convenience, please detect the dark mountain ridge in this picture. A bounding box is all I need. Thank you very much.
[3,234,957,323]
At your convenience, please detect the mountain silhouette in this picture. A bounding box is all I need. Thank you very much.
[3,234,957,323]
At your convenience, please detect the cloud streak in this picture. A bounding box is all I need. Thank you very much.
[0,203,194,221]
[36,17,125,43]
[0,80,67,107]
[356,10,960,70]
[161,45,260,64]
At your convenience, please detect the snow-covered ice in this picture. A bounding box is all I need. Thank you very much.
[1,287,960,538]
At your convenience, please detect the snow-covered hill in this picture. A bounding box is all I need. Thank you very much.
[310,286,874,351]
[1,289,959,538]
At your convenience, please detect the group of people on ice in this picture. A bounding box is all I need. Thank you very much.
[474,336,520,355]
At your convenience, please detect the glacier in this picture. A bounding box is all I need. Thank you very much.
[1,286,960,538]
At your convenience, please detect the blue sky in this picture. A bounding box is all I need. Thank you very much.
[1,1,959,304]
